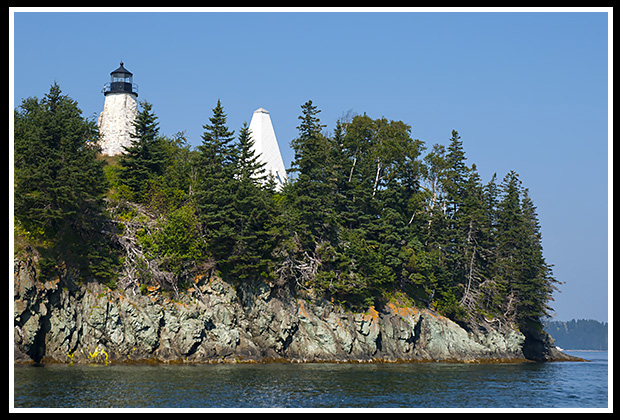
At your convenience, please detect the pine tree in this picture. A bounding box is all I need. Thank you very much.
[287,100,334,249]
[117,100,166,203]
[15,82,106,237]
[436,130,472,316]
[14,82,117,282]
[15,82,561,325]
[487,170,524,321]
[457,165,492,316]
[197,99,236,178]
[482,172,500,251]
[194,99,237,264]
[223,122,279,281]
[291,100,328,177]
[514,189,559,326]
[444,130,469,215]
[235,122,267,184]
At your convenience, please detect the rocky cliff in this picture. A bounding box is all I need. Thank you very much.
[13,257,577,365]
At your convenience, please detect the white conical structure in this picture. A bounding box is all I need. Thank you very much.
[248,107,288,190]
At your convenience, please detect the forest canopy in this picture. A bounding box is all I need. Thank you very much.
[14,83,560,335]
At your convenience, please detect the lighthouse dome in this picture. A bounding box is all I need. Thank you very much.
[103,61,138,96]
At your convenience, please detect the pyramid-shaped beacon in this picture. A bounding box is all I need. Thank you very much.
[248,107,288,190]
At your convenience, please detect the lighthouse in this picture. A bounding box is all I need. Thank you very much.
[97,62,139,156]
[248,107,288,190]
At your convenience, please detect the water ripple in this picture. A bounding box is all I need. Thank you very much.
[13,351,608,409]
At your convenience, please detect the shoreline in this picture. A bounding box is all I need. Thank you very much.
[15,353,588,366]
[15,258,587,366]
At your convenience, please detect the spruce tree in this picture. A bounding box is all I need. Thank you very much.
[457,164,491,316]
[197,99,236,176]
[15,82,107,237]
[194,99,237,264]
[224,122,278,280]
[14,82,117,281]
[444,130,469,214]
[514,189,559,327]
[235,122,267,183]
[117,100,166,203]
[487,170,524,320]
[287,100,334,249]
[435,130,472,315]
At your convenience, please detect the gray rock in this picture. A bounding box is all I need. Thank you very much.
[13,256,576,364]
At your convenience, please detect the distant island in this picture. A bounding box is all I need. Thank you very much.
[544,319,608,351]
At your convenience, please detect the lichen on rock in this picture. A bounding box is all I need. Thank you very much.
[13,256,579,365]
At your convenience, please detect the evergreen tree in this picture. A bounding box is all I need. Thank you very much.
[328,119,351,219]
[15,82,106,237]
[544,319,608,350]
[14,82,117,282]
[235,122,267,183]
[514,189,559,327]
[14,85,561,326]
[456,165,492,316]
[444,130,469,215]
[482,172,500,252]
[287,100,335,249]
[224,122,280,281]
[434,130,472,316]
[117,100,166,203]
[488,170,524,320]
[336,114,378,231]
[291,100,328,176]
[197,99,236,177]
[194,99,237,264]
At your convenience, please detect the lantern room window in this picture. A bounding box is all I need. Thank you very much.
[103,62,138,97]
[112,73,132,83]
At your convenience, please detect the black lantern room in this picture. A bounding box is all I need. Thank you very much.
[103,62,138,96]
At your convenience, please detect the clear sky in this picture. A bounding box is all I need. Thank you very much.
[11,8,610,322]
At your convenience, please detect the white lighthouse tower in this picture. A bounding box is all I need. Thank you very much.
[248,107,288,190]
[97,62,138,156]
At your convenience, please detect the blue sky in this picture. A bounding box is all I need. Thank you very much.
[11,9,610,322]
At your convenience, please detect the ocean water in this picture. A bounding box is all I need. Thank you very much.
[12,351,608,409]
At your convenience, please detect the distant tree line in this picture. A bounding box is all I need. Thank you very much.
[544,319,608,350]
[14,83,560,336]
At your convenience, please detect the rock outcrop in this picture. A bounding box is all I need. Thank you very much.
[13,257,577,365]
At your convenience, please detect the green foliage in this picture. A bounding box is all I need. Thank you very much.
[14,83,120,282]
[236,122,268,183]
[193,100,280,282]
[287,100,335,249]
[14,86,557,327]
[193,99,237,261]
[138,204,207,275]
[280,105,557,322]
[117,101,167,203]
[14,83,106,238]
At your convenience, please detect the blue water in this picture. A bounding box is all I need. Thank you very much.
[12,351,608,409]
